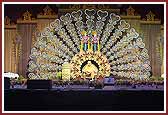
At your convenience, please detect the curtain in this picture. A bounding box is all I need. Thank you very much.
[17,24,37,77]
[140,24,161,77]
[4,29,16,73]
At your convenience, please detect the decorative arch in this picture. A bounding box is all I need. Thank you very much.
[70,51,110,78]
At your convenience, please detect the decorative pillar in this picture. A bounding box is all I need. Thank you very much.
[98,40,100,52]
[4,16,17,73]
[17,11,37,77]
[62,62,71,81]
[80,40,83,52]
[140,11,161,77]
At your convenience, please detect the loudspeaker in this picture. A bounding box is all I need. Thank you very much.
[27,80,52,89]
[4,77,10,89]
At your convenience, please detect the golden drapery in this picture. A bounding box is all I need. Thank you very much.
[4,29,16,73]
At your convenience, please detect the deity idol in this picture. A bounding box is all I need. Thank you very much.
[92,31,99,51]
[82,61,98,79]
[81,30,89,51]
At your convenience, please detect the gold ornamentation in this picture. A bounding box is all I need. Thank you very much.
[43,5,52,15]
[97,5,109,9]
[98,41,100,52]
[4,16,16,28]
[92,31,97,36]
[70,5,80,9]
[82,61,98,79]
[121,15,141,19]
[62,62,71,81]
[146,11,155,21]
[23,10,32,21]
[5,16,11,25]
[140,20,161,24]
[83,5,96,9]
[126,6,135,16]
[80,40,83,52]
[37,5,57,19]
[31,29,37,48]
[81,30,87,35]
[70,51,110,79]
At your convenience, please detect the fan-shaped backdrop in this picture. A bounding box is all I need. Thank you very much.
[4,5,164,81]
[27,9,152,81]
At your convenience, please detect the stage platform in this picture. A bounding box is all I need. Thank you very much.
[4,85,164,111]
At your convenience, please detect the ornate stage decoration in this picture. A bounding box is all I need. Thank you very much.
[71,51,110,80]
[146,11,155,21]
[126,6,135,16]
[28,9,151,81]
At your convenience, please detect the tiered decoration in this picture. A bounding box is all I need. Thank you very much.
[28,9,151,81]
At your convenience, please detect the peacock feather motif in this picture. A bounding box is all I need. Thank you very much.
[28,9,151,81]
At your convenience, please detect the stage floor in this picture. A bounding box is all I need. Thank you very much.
[4,85,164,111]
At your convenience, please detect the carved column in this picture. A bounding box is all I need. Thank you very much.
[140,11,161,77]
